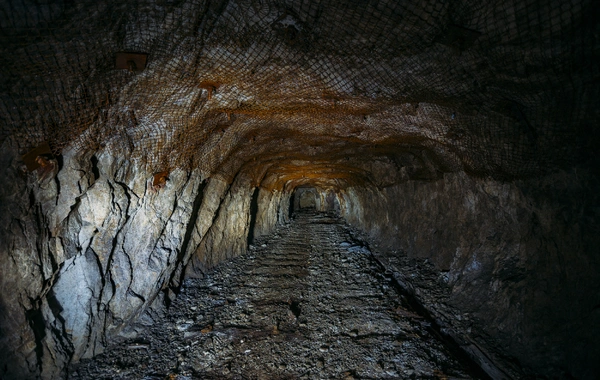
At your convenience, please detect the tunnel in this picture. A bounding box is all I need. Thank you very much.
[292,187,319,212]
[0,0,599,379]
[296,187,318,211]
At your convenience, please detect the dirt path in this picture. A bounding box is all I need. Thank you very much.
[70,212,473,379]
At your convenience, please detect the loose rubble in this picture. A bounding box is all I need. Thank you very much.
[69,212,474,379]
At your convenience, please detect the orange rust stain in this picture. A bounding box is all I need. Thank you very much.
[199,80,221,100]
[152,171,169,187]
[22,142,53,171]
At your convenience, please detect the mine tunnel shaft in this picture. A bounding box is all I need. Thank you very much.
[70,210,484,379]
[0,0,599,379]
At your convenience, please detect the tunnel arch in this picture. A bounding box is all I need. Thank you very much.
[293,186,319,211]
[287,184,343,215]
[0,0,598,379]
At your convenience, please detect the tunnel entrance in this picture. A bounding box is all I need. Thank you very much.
[298,189,317,209]
[292,187,319,211]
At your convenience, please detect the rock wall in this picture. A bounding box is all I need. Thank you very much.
[187,173,254,273]
[339,171,600,378]
[252,188,286,241]
[0,139,270,379]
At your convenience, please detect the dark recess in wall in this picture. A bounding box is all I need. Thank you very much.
[247,187,260,246]
[288,190,296,219]
[169,179,207,299]
[90,155,100,181]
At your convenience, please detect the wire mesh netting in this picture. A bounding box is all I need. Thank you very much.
[1,0,598,181]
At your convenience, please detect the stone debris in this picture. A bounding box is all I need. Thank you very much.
[69,212,474,379]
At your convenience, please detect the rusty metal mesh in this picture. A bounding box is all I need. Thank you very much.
[1,0,598,181]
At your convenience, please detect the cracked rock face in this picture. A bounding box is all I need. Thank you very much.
[0,138,275,379]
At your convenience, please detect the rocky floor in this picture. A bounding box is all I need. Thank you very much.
[69,211,476,379]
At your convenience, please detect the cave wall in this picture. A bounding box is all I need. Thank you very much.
[339,170,600,378]
[0,138,201,378]
[0,138,272,379]
[252,188,286,242]
[321,189,341,213]
[187,173,254,272]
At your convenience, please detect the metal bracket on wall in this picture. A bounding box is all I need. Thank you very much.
[115,52,148,72]
[22,142,54,171]
[153,171,169,187]
[199,80,221,100]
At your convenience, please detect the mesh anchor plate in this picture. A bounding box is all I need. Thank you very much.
[199,81,221,100]
[152,171,169,187]
[115,52,148,71]
[22,142,53,172]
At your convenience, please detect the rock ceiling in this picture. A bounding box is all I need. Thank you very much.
[1,0,598,187]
